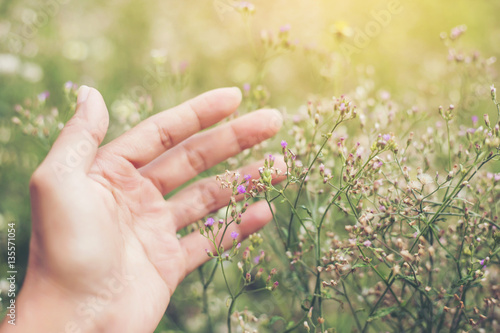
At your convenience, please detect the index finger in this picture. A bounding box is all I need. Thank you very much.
[99,87,242,168]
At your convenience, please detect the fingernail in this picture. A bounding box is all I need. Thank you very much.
[271,108,283,127]
[77,85,91,104]
[230,86,242,99]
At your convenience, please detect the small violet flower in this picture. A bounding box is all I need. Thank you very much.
[472,115,478,125]
[64,81,74,91]
[37,91,50,102]
[204,217,214,227]
[373,161,383,170]
[237,185,246,194]
[281,140,288,148]
[231,231,239,240]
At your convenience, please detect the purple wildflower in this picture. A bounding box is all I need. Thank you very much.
[281,140,288,148]
[204,217,214,227]
[363,240,372,247]
[237,185,246,194]
[472,115,478,125]
[382,134,391,141]
[254,255,260,264]
[373,161,383,170]
[37,91,50,102]
[244,174,251,181]
[64,81,74,91]
[231,231,239,240]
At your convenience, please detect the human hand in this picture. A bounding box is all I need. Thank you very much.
[1,87,283,332]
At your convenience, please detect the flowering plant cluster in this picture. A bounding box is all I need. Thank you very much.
[191,21,499,331]
[261,96,499,331]
[198,170,280,332]
[10,82,78,150]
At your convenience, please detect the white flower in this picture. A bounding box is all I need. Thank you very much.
[409,180,421,190]
[418,173,434,185]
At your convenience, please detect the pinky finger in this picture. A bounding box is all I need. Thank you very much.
[179,200,273,277]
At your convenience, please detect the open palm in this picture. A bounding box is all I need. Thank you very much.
[16,87,283,333]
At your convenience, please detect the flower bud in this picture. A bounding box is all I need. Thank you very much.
[256,268,264,279]
[484,114,490,127]
[272,281,279,290]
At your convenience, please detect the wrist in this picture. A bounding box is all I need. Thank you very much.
[1,272,111,333]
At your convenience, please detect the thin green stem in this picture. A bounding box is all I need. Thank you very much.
[342,280,362,332]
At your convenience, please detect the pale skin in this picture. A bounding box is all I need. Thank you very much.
[1,86,284,332]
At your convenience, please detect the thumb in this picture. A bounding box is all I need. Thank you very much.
[45,86,109,181]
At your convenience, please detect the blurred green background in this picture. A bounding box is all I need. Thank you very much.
[0,0,499,331]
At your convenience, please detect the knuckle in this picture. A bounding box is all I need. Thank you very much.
[230,124,250,151]
[155,122,174,150]
[198,181,221,213]
[184,146,207,174]
[186,99,203,130]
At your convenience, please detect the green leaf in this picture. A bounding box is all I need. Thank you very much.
[367,306,399,322]
[269,316,286,325]
[300,205,313,218]
[452,275,474,288]
[352,263,369,269]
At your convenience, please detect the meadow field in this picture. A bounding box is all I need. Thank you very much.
[1,1,499,332]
